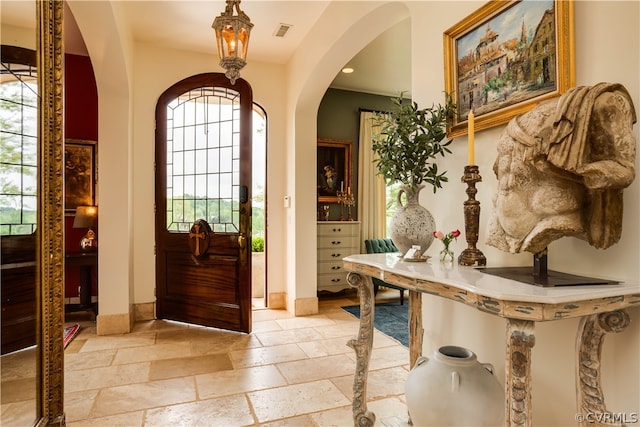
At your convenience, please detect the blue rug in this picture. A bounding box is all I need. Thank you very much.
[341,302,408,347]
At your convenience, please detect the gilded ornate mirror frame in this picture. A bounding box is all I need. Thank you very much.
[36,1,65,425]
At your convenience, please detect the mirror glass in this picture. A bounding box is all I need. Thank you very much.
[0,1,38,425]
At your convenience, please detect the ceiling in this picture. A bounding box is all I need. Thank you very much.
[2,1,411,97]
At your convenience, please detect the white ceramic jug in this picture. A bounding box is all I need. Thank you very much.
[405,345,504,426]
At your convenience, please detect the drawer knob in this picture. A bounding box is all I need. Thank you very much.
[331,266,341,270]
[331,278,341,283]
[331,253,341,257]
[332,228,341,232]
[331,241,341,245]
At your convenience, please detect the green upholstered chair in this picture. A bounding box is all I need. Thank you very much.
[364,238,405,305]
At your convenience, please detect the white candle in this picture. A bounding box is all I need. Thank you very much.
[347,186,351,195]
[468,110,475,165]
[341,181,344,192]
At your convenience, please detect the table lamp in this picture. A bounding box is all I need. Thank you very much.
[73,205,98,251]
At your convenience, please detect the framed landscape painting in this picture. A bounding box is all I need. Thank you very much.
[444,0,575,137]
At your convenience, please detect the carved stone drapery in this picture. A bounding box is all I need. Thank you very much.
[487,83,637,254]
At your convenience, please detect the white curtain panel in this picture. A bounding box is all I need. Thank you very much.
[357,111,388,252]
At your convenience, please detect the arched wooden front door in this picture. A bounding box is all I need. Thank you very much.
[155,73,252,333]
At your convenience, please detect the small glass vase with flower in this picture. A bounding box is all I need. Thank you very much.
[434,229,460,263]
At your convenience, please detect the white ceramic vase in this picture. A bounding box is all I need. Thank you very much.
[389,184,435,255]
[405,345,504,427]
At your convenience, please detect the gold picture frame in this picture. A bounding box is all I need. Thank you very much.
[444,0,575,137]
[317,139,352,204]
[65,139,97,213]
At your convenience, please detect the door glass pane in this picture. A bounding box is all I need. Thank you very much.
[166,86,241,233]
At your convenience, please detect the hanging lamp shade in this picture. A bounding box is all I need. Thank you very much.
[212,0,253,84]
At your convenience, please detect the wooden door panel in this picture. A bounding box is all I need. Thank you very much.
[165,256,238,301]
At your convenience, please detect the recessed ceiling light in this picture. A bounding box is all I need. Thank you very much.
[342,67,354,74]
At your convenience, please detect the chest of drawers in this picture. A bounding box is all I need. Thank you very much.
[317,221,360,292]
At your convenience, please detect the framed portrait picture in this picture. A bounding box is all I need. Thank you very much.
[317,139,352,204]
[444,0,575,137]
[65,139,96,213]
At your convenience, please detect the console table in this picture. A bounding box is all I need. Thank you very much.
[65,251,98,317]
[343,253,640,427]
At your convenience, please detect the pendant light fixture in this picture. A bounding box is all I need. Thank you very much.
[212,0,253,84]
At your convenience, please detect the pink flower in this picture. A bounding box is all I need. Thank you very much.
[434,229,460,247]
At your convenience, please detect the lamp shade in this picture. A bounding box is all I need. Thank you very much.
[73,206,98,229]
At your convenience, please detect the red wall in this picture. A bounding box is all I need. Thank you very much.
[64,54,98,298]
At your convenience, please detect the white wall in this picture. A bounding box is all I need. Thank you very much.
[408,1,639,425]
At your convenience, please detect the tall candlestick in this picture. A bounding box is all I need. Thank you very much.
[468,110,475,165]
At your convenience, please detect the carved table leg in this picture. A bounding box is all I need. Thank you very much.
[576,310,630,427]
[505,318,536,427]
[408,290,423,369]
[346,272,376,427]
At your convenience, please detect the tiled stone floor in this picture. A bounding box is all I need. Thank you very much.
[2,289,411,426]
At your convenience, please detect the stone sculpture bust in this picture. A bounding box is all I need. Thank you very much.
[487,82,637,254]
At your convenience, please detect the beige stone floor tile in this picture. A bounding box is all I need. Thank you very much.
[372,332,406,349]
[80,332,156,353]
[308,404,353,426]
[65,361,150,393]
[0,400,37,427]
[310,321,360,340]
[67,410,145,427]
[131,319,190,333]
[253,308,294,322]
[274,314,336,330]
[276,354,355,384]
[90,377,196,418]
[144,394,254,427]
[0,378,36,404]
[367,397,411,427]
[248,379,350,423]
[259,414,317,426]
[296,336,354,358]
[154,325,234,343]
[64,338,87,353]
[111,342,191,365]
[332,366,408,401]
[252,319,284,333]
[64,389,100,422]
[64,348,117,371]
[148,353,233,381]
[344,343,410,371]
[308,396,410,427]
[196,364,287,399]
[189,331,262,355]
[322,307,363,321]
[0,347,37,380]
[229,343,308,369]
[254,327,324,347]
